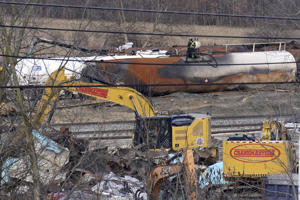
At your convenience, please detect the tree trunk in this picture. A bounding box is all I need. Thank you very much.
[117,0,129,43]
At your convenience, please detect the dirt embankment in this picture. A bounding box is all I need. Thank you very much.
[34,18,271,55]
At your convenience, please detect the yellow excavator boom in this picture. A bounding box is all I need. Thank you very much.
[34,67,156,127]
[34,66,211,200]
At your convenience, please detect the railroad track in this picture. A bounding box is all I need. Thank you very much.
[47,114,299,141]
[4,112,298,149]
[2,112,298,150]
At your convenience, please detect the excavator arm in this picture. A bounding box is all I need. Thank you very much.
[148,149,198,200]
[33,67,206,200]
[34,67,156,127]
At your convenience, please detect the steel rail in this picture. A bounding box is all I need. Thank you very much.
[44,114,297,139]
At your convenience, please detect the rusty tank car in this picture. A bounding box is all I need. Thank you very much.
[81,42,297,95]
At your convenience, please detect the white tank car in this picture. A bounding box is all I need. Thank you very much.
[89,50,297,94]
[180,50,297,82]
[15,51,169,85]
[15,57,86,85]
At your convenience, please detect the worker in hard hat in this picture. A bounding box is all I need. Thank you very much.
[186,38,197,61]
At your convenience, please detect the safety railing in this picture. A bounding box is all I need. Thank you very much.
[224,42,286,52]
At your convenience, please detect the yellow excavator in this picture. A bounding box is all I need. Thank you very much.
[34,67,214,200]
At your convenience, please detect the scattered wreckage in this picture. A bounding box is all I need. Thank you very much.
[1,66,219,198]
[2,130,69,186]
[0,127,208,199]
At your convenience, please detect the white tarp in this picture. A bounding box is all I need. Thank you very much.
[92,172,147,200]
[4,130,69,185]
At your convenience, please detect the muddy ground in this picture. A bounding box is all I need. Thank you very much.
[52,85,300,124]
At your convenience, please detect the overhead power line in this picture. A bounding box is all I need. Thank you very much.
[1,25,300,40]
[0,54,299,67]
[1,81,298,89]
[0,1,300,21]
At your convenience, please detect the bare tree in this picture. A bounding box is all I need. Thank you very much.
[0,2,43,199]
[0,1,94,199]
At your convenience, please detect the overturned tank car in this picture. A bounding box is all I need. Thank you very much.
[81,43,297,95]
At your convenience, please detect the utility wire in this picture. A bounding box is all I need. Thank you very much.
[0,1,300,21]
[1,81,299,89]
[1,54,299,67]
[1,24,300,40]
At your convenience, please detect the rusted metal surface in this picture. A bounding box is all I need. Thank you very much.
[90,50,297,94]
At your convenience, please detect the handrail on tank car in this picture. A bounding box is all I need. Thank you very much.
[224,42,286,53]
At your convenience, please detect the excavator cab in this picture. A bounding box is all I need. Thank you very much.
[133,114,211,151]
[134,115,172,150]
[36,68,212,200]
[134,114,211,200]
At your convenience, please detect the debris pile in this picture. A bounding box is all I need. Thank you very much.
[0,102,16,116]
[3,130,69,185]
[92,172,147,200]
